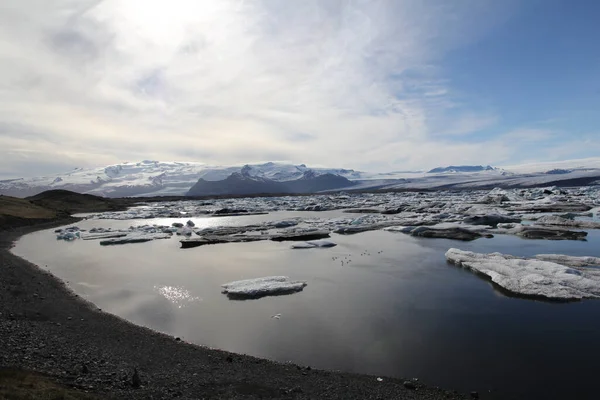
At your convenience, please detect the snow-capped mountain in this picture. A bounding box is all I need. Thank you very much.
[0,161,364,198]
[2,158,600,198]
[427,165,496,174]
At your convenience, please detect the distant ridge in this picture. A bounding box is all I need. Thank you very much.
[186,171,355,196]
[1,157,600,198]
[428,165,495,174]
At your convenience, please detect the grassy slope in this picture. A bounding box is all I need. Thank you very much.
[0,195,56,219]
[0,369,100,400]
[0,190,128,230]
[26,190,124,214]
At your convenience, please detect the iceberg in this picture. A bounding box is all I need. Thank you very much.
[56,227,81,241]
[99,232,172,246]
[221,276,307,299]
[535,215,600,229]
[492,223,588,240]
[290,240,337,249]
[445,249,600,300]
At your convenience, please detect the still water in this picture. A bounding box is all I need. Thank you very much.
[13,212,600,400]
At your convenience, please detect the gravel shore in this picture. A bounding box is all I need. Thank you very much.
[1,219,468,399]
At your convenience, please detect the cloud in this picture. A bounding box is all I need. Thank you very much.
[0,0,529,177]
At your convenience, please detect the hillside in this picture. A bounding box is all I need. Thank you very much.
[186,171,355,196]
[0,190,128,230]
[26,190,125,214]
[0,195,57,219]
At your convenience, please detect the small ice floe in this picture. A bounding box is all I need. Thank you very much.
[386,225,487,241]
[290,240,337,249]
[221,276,307,299]
[383,226,414,233]
[272,220,299,228]
[271,313,281,319]
[445,248,600,300]
[535,215,600,229]
[56,227,81,241]
[99,232,172,246]
[177,226,193,236]
[82,232,128,240]
[492,223,587,241]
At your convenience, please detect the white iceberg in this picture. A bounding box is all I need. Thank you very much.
[445,248,600,300]
[290,240,337,249]
[221,276,307,299]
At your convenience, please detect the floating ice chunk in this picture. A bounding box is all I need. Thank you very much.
[445,248,600,300]
[221,276,307,299]
[272,220,299,228]
[82,232,128,240]
[56,227,81,241]
[178,226,193,236]
[57,231,80,241]
[384,226,414,233]
[496,223,521,230]
[535,254,600,268]
[463,214,520,227]
[535,215,600,229]
[99,232,172,246]
[290,242,318,249]
[290,240,337,249]
[306,239,337,248]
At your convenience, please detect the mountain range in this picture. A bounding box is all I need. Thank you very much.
[1,158,599,198]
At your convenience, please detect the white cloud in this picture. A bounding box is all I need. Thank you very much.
[0,0,522,177]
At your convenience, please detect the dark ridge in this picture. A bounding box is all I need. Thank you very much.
[545,169,572,175]
[428,165,494,174]
[25,189,126,214]
[186,172,355,197]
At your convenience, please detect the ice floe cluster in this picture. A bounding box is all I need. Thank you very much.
[53,185,600,300]
[80,186,599,221]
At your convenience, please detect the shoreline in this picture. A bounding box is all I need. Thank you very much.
[1,219,468,399]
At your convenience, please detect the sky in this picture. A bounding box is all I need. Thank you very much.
[1,0,599,178]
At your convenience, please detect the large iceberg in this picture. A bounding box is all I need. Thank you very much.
[445,248,600,300]
[221,276,307,299]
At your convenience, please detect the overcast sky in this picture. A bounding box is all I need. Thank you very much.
[1,0,599,178]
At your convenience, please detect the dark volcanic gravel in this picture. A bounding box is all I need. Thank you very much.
[1,219,467,399]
